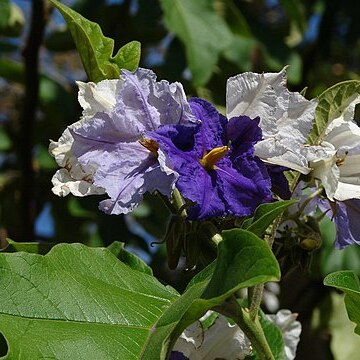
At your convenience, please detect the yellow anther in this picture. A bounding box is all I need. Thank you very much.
[139,137,159,158]
[200,146,229,170]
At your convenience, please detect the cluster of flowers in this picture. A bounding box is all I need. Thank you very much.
[49,67,360,248]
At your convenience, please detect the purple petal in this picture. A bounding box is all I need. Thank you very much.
[189,98,227,157]
[150,117,272,219]
[119,68,196,131]
[169,351,189,360]
[334,200,360,249]
[65,68,197,214]
[266,165,291,200]
[226,115,262,158]
[217,160,272,216]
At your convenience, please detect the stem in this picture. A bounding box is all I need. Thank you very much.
[249,283,264,320]
[291,187,324,219]
[172,188,187,217]
[216,297,274,360]
[248,172,303,319]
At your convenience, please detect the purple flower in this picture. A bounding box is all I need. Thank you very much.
[319,198,360,249]
[69,68,195,214]
[148,98,273,219]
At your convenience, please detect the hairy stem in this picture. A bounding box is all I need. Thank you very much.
[216,297,274,360]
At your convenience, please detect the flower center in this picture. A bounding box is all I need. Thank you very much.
[335,148,349,167]
[200,146,229,170]
[139,137,159,158]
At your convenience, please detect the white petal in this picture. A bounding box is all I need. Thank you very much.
[267,309,302,360]
[227,68,317,173]
[51,169,105,197]
[307,143,338,200]
[77,79,121,118]
[173,314,251,360]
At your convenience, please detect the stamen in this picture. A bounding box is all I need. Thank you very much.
[335,149,348,167]
[139,137,159,158]
[200,146,229,170]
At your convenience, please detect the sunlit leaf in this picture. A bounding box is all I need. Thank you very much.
[50,0,140,82]
[324,270,360,335]
[0,231,280,359]
[308,80,360,144]
[243,200,297,237]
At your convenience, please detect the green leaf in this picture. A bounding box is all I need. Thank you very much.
[280,0,306,34]
[324,270,360,335]
[144,229,280,358]
[249,311,285,360]
[202,229,280,301]
[160,0,232,86]
[0,243,178,359]
[50,0,140,82]
[0,0,10,30]
[244,200,297,237]
[1,239,54,254]
[308,80,360,144]
[107,241,153,276]
[0,2,24,37]
[0,127,11,151]
[0,231,280,359]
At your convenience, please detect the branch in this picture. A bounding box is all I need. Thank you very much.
[20,0,48,241]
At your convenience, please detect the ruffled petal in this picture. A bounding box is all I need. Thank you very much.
[77,79,121,118]
[189,98,227,157]
[226,68,317,173]
[216,160,272,217]
[51,168,105,197]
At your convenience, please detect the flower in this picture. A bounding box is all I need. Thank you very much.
[148,98,273,219]
[307,95,360,201]
[267,310,302,360]
[50,68,195,214]
[171,310,301,360]
[318,198,360,249]
[171,312,252,360]
[49,79,121,197]
[226,68,318,174]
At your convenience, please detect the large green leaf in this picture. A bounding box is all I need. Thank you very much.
[0,230,280,359]
[0,239,54,254]
[160,0,232,86]
[308,81,360,145]
[243,200,297,237]
[50,0,140,82]
[107,241,153,276]
[0,244,178,359]
[324,270,360,335]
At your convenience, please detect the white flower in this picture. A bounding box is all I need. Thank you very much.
[173,310,301,360]
[49,79,121,197]
[226,68,317,174]
[172,312,251,360]
[307,94,360,201]
[267,310,302,360]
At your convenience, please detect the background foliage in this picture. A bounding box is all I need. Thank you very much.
[1,0,360,358]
